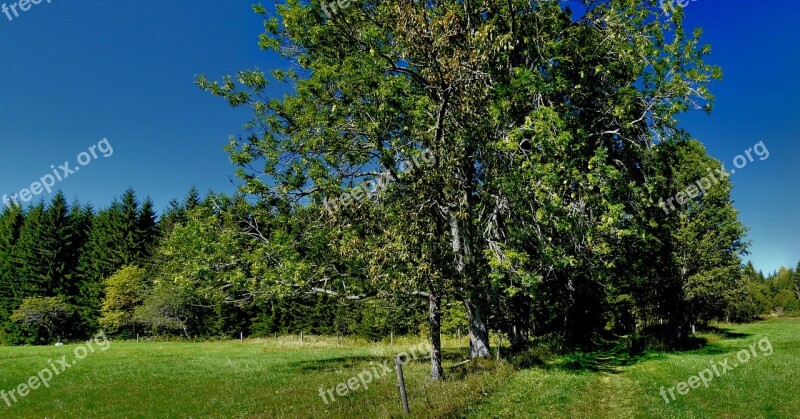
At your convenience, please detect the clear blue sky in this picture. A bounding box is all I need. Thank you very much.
[678,0,800,274]
[0,1,796,273]
[0,0,262,211]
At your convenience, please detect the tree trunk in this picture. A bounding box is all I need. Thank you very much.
[429,291,444,380]
[465,294,491,358]
[181,322,191,340]
[509,293,531,351]
[449,210,491,359]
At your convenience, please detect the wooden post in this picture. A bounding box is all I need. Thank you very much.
[274,332,277,341]
[240,332,244,343]
[301,332,304,344]
[137,333,139,343]
[395,356,410,415]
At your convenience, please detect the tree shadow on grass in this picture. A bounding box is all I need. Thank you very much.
[544,340,675,374]
[703,325,751,339]
[284,326,752,376]
[291,355,381,373]
[520,325,753,374]
[289,347,467,373]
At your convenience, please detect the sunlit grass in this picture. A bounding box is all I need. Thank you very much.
[460,317,800,418]
[1,319,797,418]
[0,335,511,418]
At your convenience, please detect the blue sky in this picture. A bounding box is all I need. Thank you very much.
[0,0,797,273]
[0,0,261,211]
[678,0,800,274]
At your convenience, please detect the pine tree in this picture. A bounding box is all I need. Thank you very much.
[0,204,24,342]
[184,186,200,212]
[136,197,159,262]
[119,189,141,263]
[76,200,126,332]
[158,199,185,232]
[42,193,75,297]
[13,202,48,297]
[74,189,163,333]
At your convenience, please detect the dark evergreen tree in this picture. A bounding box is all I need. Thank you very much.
[76,189,160,334]
[0,204,24,343]
[136,197,159,261]
[13,202,48,297]
[42,193,76,297]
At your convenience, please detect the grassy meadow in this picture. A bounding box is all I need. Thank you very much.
[462,318,799,418]
[0,318,798,418]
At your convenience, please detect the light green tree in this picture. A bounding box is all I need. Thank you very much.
[99,265,148,337]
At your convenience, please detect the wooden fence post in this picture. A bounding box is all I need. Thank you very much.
[395,356,410,415]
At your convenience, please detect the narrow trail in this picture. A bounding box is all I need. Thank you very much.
[570,370,642,419]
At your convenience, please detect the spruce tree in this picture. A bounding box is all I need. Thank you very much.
[0,205,24,342]
[42,192,75,297]
[136,197,159,262]
[76,201,125,332]
[13,202,48,297]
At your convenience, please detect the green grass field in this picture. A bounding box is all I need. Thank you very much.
[461,318,800,418]
[1,318,797,418]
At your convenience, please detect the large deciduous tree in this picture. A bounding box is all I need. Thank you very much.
[200,0,721,377]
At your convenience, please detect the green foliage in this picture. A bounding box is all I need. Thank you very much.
[76,189,158,333]
[134,281,198,339]
[195,0,742,360]
[0,189,160,343]
[10,296,76,343]
[99,265,148,338]
[442,303,469,336]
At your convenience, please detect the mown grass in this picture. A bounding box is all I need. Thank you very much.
[1,318,798,418]
[460,317,800,418]
[0,335,512,418]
